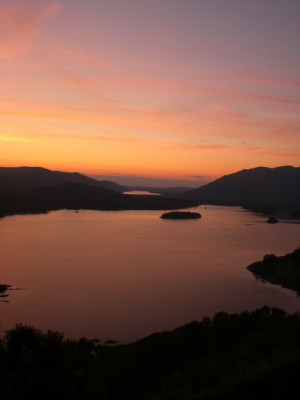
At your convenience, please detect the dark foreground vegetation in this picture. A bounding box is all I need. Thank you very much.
[247,248,300,293]
[1,307,300,399]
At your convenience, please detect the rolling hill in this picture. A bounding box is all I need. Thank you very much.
[0,167,198,217]
[0,167,124,193]
[185,166,300,211]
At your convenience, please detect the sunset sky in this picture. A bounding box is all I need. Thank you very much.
[1,0,299,186]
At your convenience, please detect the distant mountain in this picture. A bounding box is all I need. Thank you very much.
[0,167,199,217]
[185,166,300,210]
[0,167,124,193]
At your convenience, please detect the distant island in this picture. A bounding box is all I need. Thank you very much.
[0,284,11,294]
[247,248,300,293]
[0,284,11,302]
[160,211,201,219]
[266,216,279,224]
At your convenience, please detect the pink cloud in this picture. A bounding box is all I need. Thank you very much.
[246,147,300,158]
[2,93,299,148]
[57,45,118,72]
[0,1,60,59]
[216,105,249,119]
[168,143,227,151]
[56,69,123,107]
[225,69,300,90]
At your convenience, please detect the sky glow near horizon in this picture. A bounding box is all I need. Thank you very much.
[1,0,299,185]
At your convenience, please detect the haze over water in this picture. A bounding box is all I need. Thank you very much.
[1,206,299,342]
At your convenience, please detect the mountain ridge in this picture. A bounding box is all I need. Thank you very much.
[185,166,300,210]
[1,165,299,217]
[0,167,198,217]
[0,166,125,193]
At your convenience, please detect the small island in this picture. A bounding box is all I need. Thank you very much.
[0,284,11,294]
[0,284,11,301]
[247,248,300,293]
[266,216,279,224]
[160,211,201,220]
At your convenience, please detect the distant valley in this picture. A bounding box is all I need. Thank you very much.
[0,165,299,218]
[0,167,198,217]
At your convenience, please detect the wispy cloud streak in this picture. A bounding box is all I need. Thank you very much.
[0,1,60,59]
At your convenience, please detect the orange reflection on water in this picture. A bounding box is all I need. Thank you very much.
[0,207,299,342]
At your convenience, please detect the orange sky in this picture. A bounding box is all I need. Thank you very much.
[1,0,299,185]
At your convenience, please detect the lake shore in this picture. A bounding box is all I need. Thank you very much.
[247,248,300,293]
[0,306,299,399]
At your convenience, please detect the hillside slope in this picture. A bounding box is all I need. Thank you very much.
[0,167,124,193]
[0,182,198,217]
[186,166,300,209]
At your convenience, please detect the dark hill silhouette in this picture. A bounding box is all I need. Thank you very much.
[1,307,300,399]
[0,182,198,218]
[0,167,124,193]
[185,166,300,212]
[2,165,299,217]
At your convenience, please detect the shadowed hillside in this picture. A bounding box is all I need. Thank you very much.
[0,167,125,193]
[184,166,300,214]
[0,167,199,217]
[0,183,198,218]
[1,165,299,218]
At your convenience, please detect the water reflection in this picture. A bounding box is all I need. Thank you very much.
[123,190,161,196]
[0,206,299,342]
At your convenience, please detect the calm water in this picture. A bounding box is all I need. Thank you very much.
[123,190,161,195]
[1,206,299,342]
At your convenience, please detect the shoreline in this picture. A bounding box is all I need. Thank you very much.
[0,306,299,399]
[247,248,300,293]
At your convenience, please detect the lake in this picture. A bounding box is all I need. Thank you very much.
[123,190,162,196]
[0,206,299,342]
